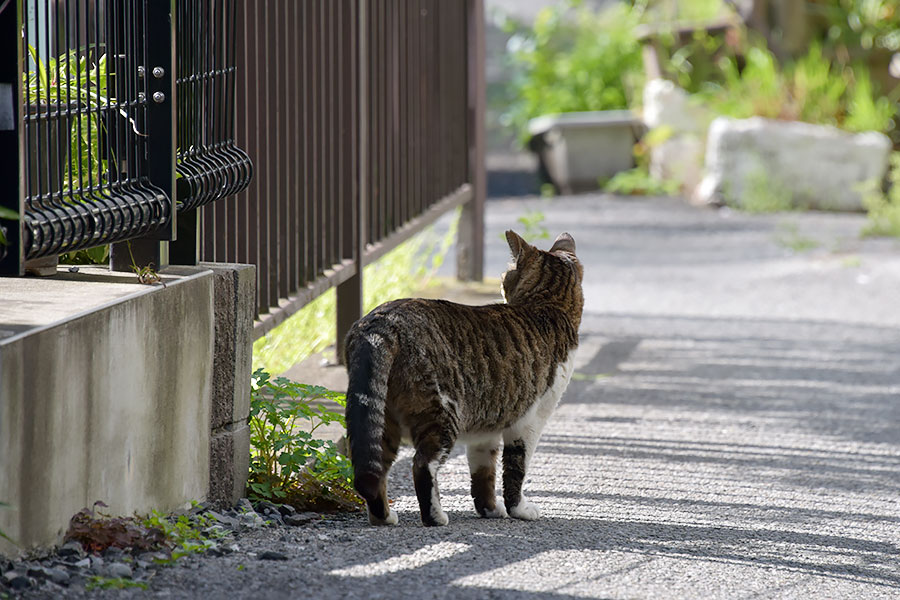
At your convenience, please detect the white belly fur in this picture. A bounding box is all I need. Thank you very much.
[505,354,576,439]
[403,354,577,447]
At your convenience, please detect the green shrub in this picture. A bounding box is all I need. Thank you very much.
[604,167,679,196]
[501,0,645,145]
[248,369,361,511]
[693,41,896,132]
[863,152,900,237]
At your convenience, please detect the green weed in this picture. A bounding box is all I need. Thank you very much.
[733,169,795,213]
[697,42,896,133]
[516,209,551,243]
[248,370,361,511]
[142,505,226,563]
[862,152,900,238]
[64,500,224,567]
[24,44,121,196]
[774,223,820,252]
[604,167,678,196]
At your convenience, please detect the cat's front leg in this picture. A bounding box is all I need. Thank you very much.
[466,439,507,518]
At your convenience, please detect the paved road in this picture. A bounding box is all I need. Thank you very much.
[97,195,900,599]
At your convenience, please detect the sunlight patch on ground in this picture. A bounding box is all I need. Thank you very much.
[328,542,471,578]
[451,550,653,597]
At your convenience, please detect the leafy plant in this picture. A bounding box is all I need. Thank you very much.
[142,506,225,562]
[248,369,362,511]
[24,44,120,196]
[501,0,645,144]
[603,125,679,196]
[60,245,109,265]
[604,167,678,196]
[862,151,900,237]
[695,41,896,132]
[843,68,897,132]
[516,209,550,243]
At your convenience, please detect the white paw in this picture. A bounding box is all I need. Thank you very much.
[509,500,540,521]
[429,509,449,526]
[481,505,508,519]
[369,508,399,526]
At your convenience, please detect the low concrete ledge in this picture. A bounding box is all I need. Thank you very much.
[0,263,255,557]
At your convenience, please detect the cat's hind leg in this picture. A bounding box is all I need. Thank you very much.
[466,438,507,518]
[411,423,456,527]
[364,416,401,526]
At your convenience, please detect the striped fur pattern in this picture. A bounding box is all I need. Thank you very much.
[344,231,583,526]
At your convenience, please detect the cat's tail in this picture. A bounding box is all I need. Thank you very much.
[344,329,395,502]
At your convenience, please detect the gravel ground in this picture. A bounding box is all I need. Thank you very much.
[7,194,900,599]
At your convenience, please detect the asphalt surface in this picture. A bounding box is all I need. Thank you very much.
[53,194,900,599]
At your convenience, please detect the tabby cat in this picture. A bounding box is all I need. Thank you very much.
[344,230,583,526]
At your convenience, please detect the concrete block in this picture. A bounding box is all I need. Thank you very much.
[698,116,892,211]
[200,263,256,430]
[199,263,255,508]
[207,422,250,509]
[0,269,214,557]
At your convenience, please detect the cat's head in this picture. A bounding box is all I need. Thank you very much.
[501,230,583,305]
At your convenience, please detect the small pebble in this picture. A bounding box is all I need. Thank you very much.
[106,562,133,579]
[258,551,288,561]
[90,555,105,572]
[284,512,318,527]
[57,541,85,558]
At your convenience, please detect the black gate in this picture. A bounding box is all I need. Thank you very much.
[0,0,251,275]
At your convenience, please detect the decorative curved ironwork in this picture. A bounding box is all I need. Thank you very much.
[19,0,173,261]
[175,0,252,212]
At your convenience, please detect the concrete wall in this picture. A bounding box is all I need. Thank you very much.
[0,263,254,557]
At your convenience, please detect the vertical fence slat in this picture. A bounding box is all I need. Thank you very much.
[457,0,485,282]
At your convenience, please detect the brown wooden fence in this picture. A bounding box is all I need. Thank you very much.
[197,0,485,348]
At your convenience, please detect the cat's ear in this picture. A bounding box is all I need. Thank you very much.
[505,230,531,261]
[549,232,576,255]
